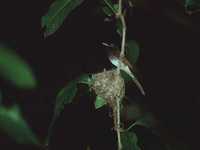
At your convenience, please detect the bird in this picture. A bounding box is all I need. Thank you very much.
[102,42,145,95]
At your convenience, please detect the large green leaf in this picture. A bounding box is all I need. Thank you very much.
[46,74,91,144]
[0,105,39,145]
[55,80,78,117]
[54,74,91,117]
[121,131,141,150]
[94,96,107,109]
[42,0,85,37]
[126,40,140,64]
[0,46,37,89]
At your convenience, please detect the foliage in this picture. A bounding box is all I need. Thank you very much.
[42,0,85,37]
[94,96,107,109]
[0,105,39,145]
[121,131,141,150]
[46,74,92,144]
[185,0,200,11]
[0,46,37,89]
[0,0,199,149]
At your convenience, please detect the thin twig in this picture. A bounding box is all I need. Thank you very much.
[115,0,127,150]
[119,15,126,58]
[117,0,126,58]
[116,99,122,150]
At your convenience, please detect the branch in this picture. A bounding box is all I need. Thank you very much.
[115,0,127,150]
[117,0,127,58]
[116,99,122,150]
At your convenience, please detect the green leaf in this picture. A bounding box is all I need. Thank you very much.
[102,6,113,17]
[55,80,77,117]
[46,80,77,145]
[0,105,39,145]
[127,112,157,131]
[185,0,200,11]
[126,40,140,64]
[55,74,92,116]
[42,0,85,37]
[94,96,107,109]
[134,112,157,128]
[47,74,92,144]
[116,20,123,36]
[121,131,141,150]
[0,46,37,89]
[102,0,118,15]
[120,70,132,82]
[77,74,93,85]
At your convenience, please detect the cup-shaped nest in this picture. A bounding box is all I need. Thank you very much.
[92,69,125,108]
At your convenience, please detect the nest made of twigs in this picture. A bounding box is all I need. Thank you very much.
[91,69,125,108]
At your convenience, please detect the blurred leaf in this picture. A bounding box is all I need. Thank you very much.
[122,100,143,121]
[0,105,39,145]
[134,112,157,128]
[42,0,85,37]
[0,91,2,105]
[0,46,37,89]
[126,40,140,64]
[94,96,107,109]
[77,74,93,85]
[102,6,113,17]
[116,20,123,36]
[121,131,141,150]
[127,112,157,131]
[102,0,118,15]
[185,0,200,11]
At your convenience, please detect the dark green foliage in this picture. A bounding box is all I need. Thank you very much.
[47,74,91,144]
[54,74,91,118]
[127,112,157,131]
[121,131,141,150]
[102,0,118,16]
[0,91,2,104]
[185,0,200,10]
[94,96,107,109]
[42,0,85,37]
[0,46,37,89]
[126,40,140,64]
[0,105,39,145]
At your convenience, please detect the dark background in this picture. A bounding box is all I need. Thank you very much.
[0,0,200,149]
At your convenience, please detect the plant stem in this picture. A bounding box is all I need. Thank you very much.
[126,121,137,131]
[117,0,126,58]
[115,0,127,150]
[116,99,122,150]
[119,15,126,58]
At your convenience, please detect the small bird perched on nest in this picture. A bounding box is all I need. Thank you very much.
[102,42,145,95]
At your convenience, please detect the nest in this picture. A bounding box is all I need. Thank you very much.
[92,69,125,108]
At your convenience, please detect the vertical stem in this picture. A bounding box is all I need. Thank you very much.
[116,99,122,150]
[117,0,126,58]
[116,0,127,150]
[119,15,126,58]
